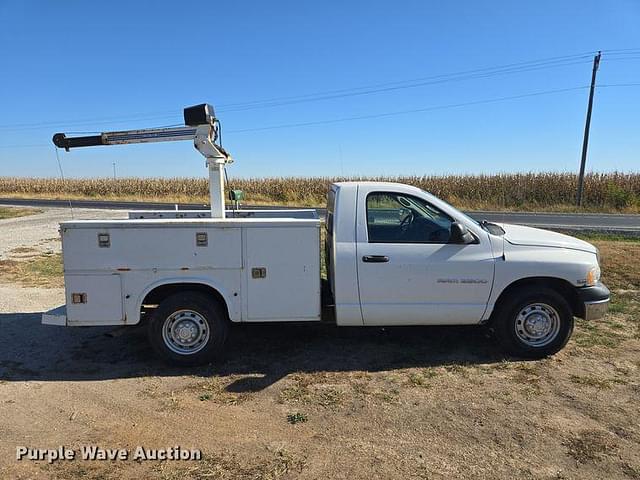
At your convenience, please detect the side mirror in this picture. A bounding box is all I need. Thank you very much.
[450,222,475,244]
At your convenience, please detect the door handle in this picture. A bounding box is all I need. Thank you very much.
[362,255,389,263]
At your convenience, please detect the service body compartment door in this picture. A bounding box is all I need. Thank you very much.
[65,274,124,325]
[244,226,320,321]
[62,225,242,271]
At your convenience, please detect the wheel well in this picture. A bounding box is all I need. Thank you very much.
[491,277,583,320]
[141,283,230,320]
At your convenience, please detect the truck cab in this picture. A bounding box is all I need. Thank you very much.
[328,182,495,327]
[327,182,609,356]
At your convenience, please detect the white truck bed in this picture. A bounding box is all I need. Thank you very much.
[48,217,321,326]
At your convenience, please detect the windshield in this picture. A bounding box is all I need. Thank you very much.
[420,189,480,226]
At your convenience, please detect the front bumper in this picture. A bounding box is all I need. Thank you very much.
[577,282,610,321]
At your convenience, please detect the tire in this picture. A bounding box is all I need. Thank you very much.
[492,287,574,359]
[147,291,229,366]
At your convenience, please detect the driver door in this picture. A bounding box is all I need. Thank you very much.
[356,190,495,325]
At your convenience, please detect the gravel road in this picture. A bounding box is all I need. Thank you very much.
[0,206,125,260]
[0,206,124,313]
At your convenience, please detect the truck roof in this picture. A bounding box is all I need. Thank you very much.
[332,181,428,193]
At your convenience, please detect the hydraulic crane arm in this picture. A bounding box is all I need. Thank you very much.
[52,104,232,218]
[53,126,199,149]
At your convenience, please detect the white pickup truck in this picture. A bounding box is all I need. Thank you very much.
[43,105,610,365]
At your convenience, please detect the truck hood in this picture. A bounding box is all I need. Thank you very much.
[499,223,597,254]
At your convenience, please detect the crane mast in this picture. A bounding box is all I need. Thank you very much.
[52,103,232,219]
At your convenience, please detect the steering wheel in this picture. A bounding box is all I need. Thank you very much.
[400,211,414,233]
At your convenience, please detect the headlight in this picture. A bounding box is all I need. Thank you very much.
[586,265,601,286]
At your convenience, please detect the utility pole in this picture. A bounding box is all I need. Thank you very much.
[112,161,117,180]
[576,51,601,207]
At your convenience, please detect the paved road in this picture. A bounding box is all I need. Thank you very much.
[1,197,639,233]
[469,211,640,232]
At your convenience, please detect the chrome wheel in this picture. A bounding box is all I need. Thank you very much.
[514,303,560,348]
[162,309,210,355]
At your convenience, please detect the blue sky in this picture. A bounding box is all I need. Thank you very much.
[0,1,639,179]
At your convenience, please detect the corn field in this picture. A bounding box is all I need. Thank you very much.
[0,172,638,211]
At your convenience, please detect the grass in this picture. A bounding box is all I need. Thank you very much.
[407,372,431,387]
[185,377,250,405]
[1,171,639,212]
[0,252,63,287]
[279,376,312,404]
[575,232,640,243]
[569,375,612,390]
[278,374,344,408]
[570,238,640,350]
[0,206,41,219]
[152,448,306,480]
[563,430,618,464]
[569,374,627,390]
[609,294,633,314]
[573,320,626,349]
[406,368,439,387]
[593,240,640,291]
[286,412,308,424]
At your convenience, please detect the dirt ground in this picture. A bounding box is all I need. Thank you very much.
[0,206,638,480]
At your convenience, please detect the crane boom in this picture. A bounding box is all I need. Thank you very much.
[52,104,232,219]
[53,127,198,150]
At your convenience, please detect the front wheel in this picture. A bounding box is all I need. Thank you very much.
[148,291,229,366]
[492,287,574,359]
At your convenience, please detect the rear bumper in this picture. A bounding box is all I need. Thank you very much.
[577,283,610,321]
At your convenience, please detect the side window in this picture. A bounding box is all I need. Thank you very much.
[366,192,454,243]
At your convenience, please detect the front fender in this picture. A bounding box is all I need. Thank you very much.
[483,245,597,320]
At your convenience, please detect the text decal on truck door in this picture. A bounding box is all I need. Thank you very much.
[437,278,489,284]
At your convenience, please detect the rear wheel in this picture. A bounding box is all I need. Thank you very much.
[148,291,229,366]
[493,287,573,358]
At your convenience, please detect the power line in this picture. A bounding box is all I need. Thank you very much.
[1,82,638,149]
[598,82,640,88]
[0,110,178,130]
[4,50,639,132]
[225,82,639,134]
[0,57,592,133]
[601,48,640,53]
[0,49,640,138]
[217,58,594,113]
[215,52,596,110]
[0,51,600,132]
[602,52,640,57]
[601,57,640,62]
[226,85,592,134]
[0,113,182,133]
